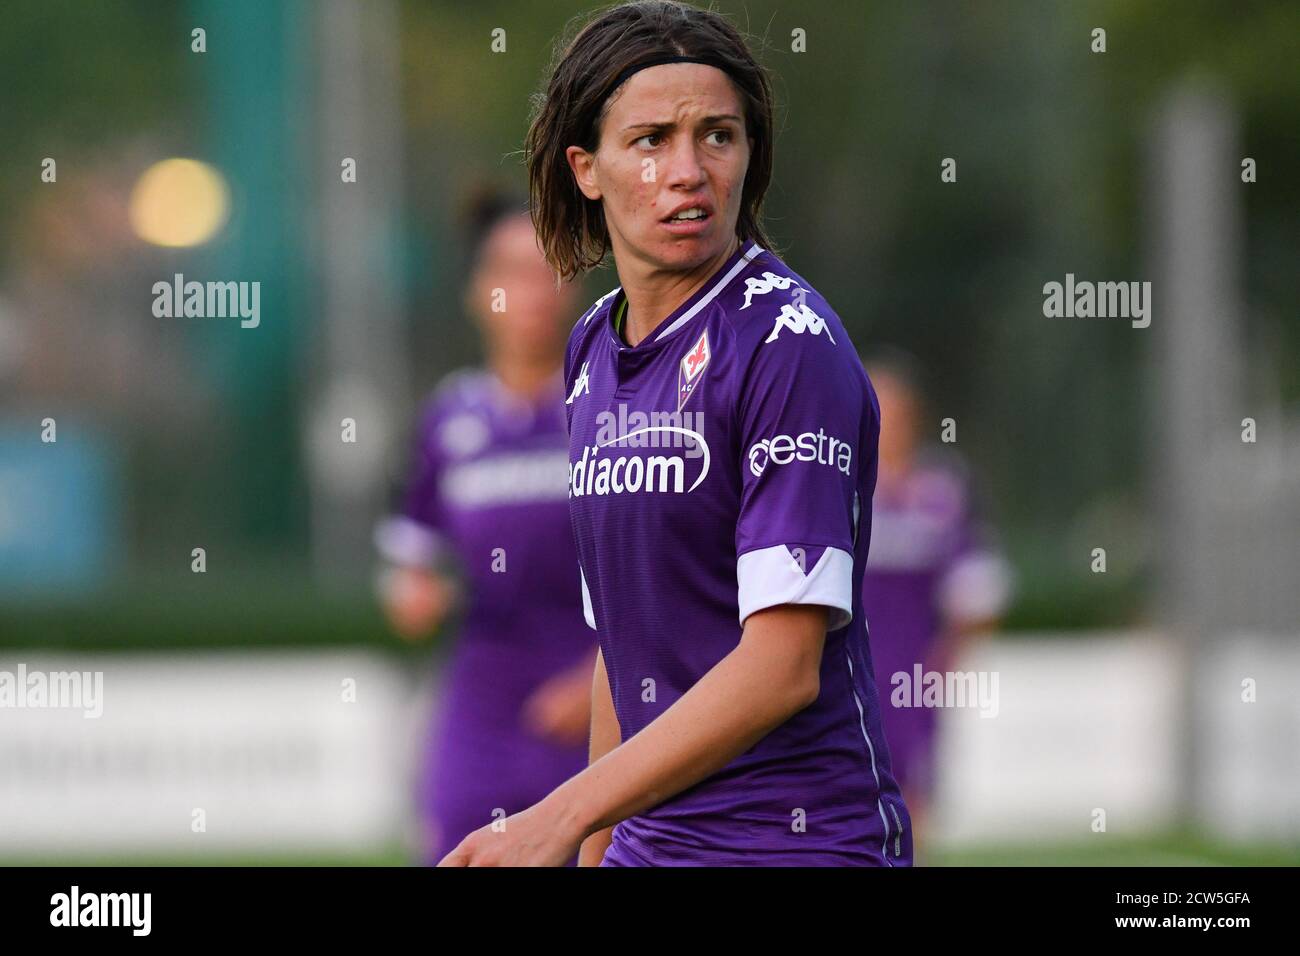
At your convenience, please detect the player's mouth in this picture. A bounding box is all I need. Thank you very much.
[660,201,713,236]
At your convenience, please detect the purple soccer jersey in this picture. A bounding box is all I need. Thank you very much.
[861,455,1012,798]
[377,369,593,863]
[564,241,912,866]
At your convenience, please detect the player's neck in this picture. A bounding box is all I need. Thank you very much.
[488,354,560,402]
[617,237,741,347]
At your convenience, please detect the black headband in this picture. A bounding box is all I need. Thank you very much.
[606,53,737,101]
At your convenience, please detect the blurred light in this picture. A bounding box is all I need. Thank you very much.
[128,158,230,247]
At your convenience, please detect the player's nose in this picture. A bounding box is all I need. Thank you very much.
[659,137,707,190]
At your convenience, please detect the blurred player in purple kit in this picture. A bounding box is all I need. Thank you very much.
[441,0,910,866]
[375,188,597,865]
[861,350,1013,850]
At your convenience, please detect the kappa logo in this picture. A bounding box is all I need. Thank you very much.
[582,287,621,326]
[740,271,804,310]
[566,361,591,405]
[677,330,710,411]
[764,302,836,345]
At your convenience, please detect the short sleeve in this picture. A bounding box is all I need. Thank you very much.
[374,402,451,568]
[734,325,870,631]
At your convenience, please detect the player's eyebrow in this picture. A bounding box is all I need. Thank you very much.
[621,113,743,132]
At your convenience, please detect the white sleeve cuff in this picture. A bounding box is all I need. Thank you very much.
[937,551,1013,623]
[374,515,448,568]
[580,566,597,629]
[737,545,854,631]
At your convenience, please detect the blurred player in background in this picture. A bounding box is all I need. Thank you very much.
[375,187,596,865]
[861,349,1014,853]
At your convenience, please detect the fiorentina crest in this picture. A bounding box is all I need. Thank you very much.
[677,329,710,411]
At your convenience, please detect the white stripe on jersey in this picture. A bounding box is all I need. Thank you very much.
[846,647,896,865]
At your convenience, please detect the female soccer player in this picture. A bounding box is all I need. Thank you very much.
[439,0,911,866]
[376,188,597,865]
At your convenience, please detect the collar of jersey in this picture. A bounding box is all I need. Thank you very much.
[604,240,764,354]
[483,367,565,416]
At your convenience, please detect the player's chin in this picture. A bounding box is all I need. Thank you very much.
[653,231,722,269]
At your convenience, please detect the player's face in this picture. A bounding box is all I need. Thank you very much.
[468,214,576,363]
[871,368,922,469]
[569,63,752,275]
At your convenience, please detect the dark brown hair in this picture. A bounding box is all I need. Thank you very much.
[456,181,529,276]
[525,1,776,281]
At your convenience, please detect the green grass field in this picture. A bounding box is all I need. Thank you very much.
[8,831,1298,867]
[928,831,1300,867]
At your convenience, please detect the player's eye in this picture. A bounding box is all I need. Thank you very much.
[705,129,733,146]
[634,132,664,149]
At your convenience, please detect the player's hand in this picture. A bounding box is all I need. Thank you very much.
[380,567,456,641]
[435,798,584,867]
[521,661,594,746]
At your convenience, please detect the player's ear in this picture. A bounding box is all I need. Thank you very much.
[566,145,602,201]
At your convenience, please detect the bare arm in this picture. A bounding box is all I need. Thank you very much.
[576,647,620,866]
[520,646,599,747]
[437,604,830,865]
[550,604,827,849]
